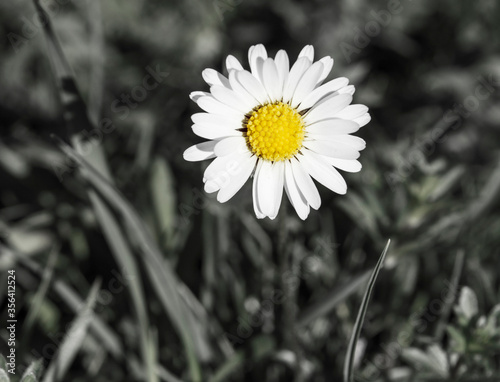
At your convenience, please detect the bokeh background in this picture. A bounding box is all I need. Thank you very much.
[1,0,500,381]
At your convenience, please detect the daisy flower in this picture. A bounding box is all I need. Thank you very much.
[183,44,370,220]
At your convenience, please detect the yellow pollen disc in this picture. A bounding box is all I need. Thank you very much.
[245,102,305,161]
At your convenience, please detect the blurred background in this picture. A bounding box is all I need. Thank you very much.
[1,0,500,381]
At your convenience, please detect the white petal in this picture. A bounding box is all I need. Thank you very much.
[191,112,242,128]
[203,153,243,192]
[249,44,268,82]
[217,155,256,203]
[304,94,353,124]
[275,50,290,93]
[197,96,242,116]
[202,69,230,88]
[190,91,210,102]
[306,119,360,135]
[316,56,334,86]
[283,57,312,103]
[298,77,349,111]
[326,158,362,173]
[205,181,219,193]
[257,160,283,219]
[235,70,269,106]
[262,58,280,102]
[284,161,309,220]
[192,124,241,140]
[249,45,268,68]
[252,160,265,219]
[354,113,371,127]
[204,152,250,190]
[269,161,285,219]
[327,135,366,151]
[298,151,347,194]
[304,140,360,160]
[228,70,259,108]
[290,157,321,210]
[298,45,314,61]
[338,85,355,96]
[306,134,365,148]
[257,160,274,217]
[183,141,217,162]
[214,136,248,156]
[291,61,324,108]
[335,104,369,120]
[211,85,253,114]
[226,55,244,71]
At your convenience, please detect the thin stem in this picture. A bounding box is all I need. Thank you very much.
[277,205,304,381]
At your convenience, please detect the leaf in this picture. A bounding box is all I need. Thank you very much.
[485,304,500,334]
[343,239,391,382]
[42,279,101,382]
[456,286,479,323]
[447,325,467,353]
[0,355,6,372]
[427,166,465,202]
[0,369,9,382]
[463,156,500,222]
[150,157,177,249]
[427,344,449,377]
[402,346,449,378]
[21,359,44,382]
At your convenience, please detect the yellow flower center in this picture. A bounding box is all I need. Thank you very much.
[245,102,305,161]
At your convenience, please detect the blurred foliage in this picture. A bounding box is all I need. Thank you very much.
[0,354,43,382]
[0,0,500,381]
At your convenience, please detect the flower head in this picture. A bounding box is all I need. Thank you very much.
[184,44,370,220]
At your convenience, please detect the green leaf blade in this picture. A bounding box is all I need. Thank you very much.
[343,239,391,382]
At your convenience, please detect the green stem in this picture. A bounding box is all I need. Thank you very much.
[277,205,304,381]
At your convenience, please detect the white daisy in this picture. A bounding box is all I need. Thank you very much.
[183,44,370,220]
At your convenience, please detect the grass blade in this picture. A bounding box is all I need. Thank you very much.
[434,249,465,341]
[56,139,211,380]
[209,335,276,382]
[297,270,371,328]
[22,244,58,341]
[9,246,123,359]
[0,355,6,372]
[21,359,44,382]
[0,370,8,382]
[31,2,158,380]
[85,0,105,126]
[32,1,211,376]
[89,194,158,382]
[150,157,177,250]
[42,279,102,382]
[343,239,391,382]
